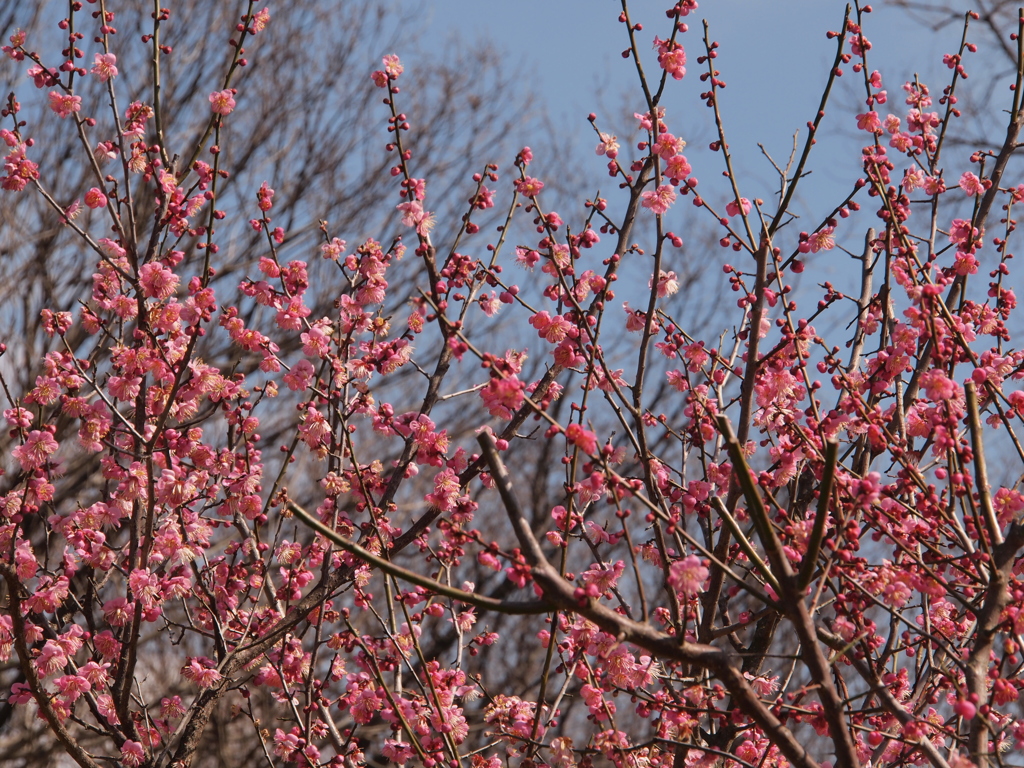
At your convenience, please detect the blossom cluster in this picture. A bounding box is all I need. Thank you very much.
[3,4,1024,768]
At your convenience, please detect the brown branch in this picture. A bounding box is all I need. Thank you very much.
[477,430,823,768]
[0,562,104,768]
[287,500,552,615]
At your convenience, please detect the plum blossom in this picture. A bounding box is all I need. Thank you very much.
[35,639,68,676]
[923,175,946,196]
[138,262,179,299]
[90,53,117,81]
[121,740,145,767]
[856,111,882,134]
[595,133,619,158]
[283,359,315,391]
[84,187,107,209]
[959,172,985,196]
[665,154,691,181]
[383,54,403,78]
[652,132,685,158]
[181,657,222,688]
[948,218,977,245]
[564,423,598,454]
[250,7,271,32]
[48,91,81,119]
[919,369,958,401]
[382,740,414,765]
[8,682,33,705]
[654,37,686,80]
[903,166,925,191]
[515,246,540,269]
[726,198,751,217]
[320,237,346,261]
[12,429,58,470]
[208,89,236,116]
[62,199,82,223]
[651,270,680,297]
[668,555,709,595]
[53,674,91,702]
[641,184,676,215]
[2,143,39,191]
[514,176,544,196]
[808,226,835,253]
[481,375,524,419]
[426,467,461,511]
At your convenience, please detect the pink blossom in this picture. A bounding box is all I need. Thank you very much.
[90,53,117,81]
[382,739,413,765]
[623,303,649,333]
[469,185,495,210]
[138,262,179,299]
[208,89,236,116]
[62,198,81,223]
[35,639,67,676]
[668,555,709,595]
[641,184,676,215]
[48,91,81,119]
[80,661,111,687]
[907,108,940,133]
[532,310,574,343]
[651,270,680,297]
[53,674,91,701]
[923,175,946,196]
[84,187,107,209]
[808,226,835,253]
[654,37,686,80]
[103,597,134,626]
[397,200,425,228]
[665,154,691,181]
[4,29,26,61]
[856,111,882,134]
[564,423,598,454]
[902,167,925,191]
[12,429,58,470]
[478,291,501,316]
[161,695,186,718]
[958,172,985,196]
[27,64,59,88]
[383,54,403,79]
[652,132,685,159]
[919,369,958,401]
[514,176,544,196]
[481,376,524,419]
[949,218,977,245]
[426,468,461,511]
[726,198,751,217]
[182,657,222,688]
[257,180,274,211]
[2,144,39,191]
[953,699,976,720]
[8,682,33,705]
[515,246,540,269]
[953,251,979,275]
[120,740,145,767]
[250,7,271,32]
[283,359,315,391]
[3,407,31,428]
[396,200,434,236]
[320,237,346,260]
[596,133,619,158]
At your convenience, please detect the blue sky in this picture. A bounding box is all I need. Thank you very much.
[415,1,980,222]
